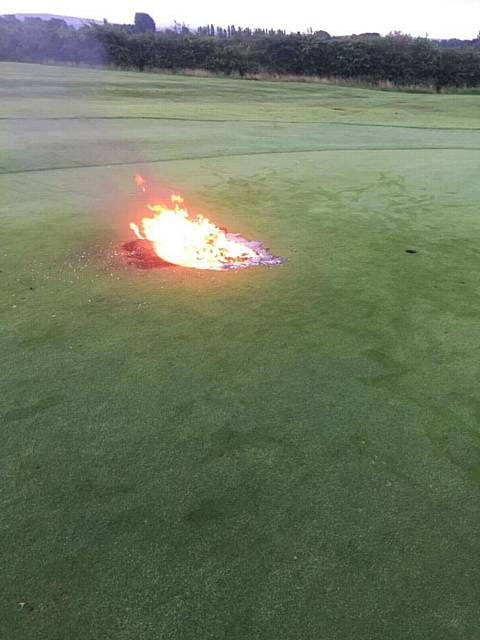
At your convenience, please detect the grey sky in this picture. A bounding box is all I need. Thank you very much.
[3,0,480,38]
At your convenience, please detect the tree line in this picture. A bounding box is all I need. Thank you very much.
[1,14,480,89]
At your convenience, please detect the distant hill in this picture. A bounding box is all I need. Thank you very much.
[3,14,102,29]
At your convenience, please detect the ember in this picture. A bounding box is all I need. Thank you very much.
[129,187,282,271]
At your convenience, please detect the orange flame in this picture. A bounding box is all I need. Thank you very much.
[130,193,260,270]
[134,174,146,192]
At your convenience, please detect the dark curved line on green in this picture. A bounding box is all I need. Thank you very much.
[1,115,480,133]
[2,145,480,176]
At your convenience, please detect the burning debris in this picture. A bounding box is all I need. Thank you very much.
[127,183,282,271]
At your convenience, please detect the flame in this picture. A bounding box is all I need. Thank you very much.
[129,193,260,270]
[134,174,146,192]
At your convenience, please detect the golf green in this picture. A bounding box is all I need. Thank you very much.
[1,62,479,639]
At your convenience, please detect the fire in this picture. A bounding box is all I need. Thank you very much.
[134,174,146,192]
[129,193,261,270]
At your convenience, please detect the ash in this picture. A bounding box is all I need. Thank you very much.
[223,233,284,269]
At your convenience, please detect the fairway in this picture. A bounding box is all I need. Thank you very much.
[2,62,480,639]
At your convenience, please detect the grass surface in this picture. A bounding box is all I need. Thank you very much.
[1,62,480,639]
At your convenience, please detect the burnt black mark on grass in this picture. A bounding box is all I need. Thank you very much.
[122,240,174,269]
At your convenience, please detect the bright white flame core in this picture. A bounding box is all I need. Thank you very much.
[130,196,260,270]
